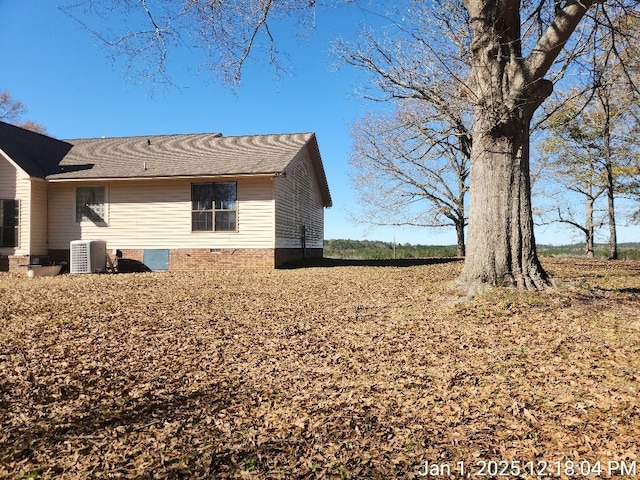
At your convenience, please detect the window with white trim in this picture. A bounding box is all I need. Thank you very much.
[191,182,237,232]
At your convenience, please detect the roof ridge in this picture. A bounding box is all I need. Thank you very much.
[64,131,223,142]
[63,131,315,142]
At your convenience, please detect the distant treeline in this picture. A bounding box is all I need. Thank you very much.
[324,239,459,259]
[537,243,640,260]
[324,239,640,260]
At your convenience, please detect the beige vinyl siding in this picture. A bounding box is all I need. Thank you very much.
[47,183,75,249]
[0,154,31,255]
[29,179,48,255]
[274,146,324,249]
[48,177,274,250]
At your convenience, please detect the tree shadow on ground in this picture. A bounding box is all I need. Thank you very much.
[281,257,463,269]
[116,258,152,273]
[1,380,241,478]
[599,287,640,295]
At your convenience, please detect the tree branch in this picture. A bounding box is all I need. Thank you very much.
[526,0,600,82]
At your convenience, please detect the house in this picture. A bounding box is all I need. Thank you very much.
[0,121,332,271]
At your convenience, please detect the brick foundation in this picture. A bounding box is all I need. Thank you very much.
[10,256,30,271]
[2,255,33,272]
[170,248,274,270]
[106,248,275,271]
[1,255,57,273]
[7,247,324,273]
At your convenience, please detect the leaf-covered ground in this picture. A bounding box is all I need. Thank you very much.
[1,258,639,479]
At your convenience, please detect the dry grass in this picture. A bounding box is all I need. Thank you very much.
[1,258,639,479]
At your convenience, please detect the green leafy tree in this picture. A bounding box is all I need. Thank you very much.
[539,94,610,257]
[539,9,640,259]
[540,92,640,257]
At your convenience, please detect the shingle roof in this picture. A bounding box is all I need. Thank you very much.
[0,123,331,207]
[0,121,72,177]
[53,132,306,179]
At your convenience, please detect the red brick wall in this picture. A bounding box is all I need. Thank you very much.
[2,255,30,272]
[113,248,274,270]
[42,248,294,271]
[170,249,274,270]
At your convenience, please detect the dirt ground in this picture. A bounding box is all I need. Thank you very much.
[1,258,639,479]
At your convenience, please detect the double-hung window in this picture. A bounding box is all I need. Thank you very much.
[192,182,237,232]
[0,199,18,247]
[76,186,106,223]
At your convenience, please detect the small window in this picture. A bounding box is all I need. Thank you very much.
[191,182,237,232]
[0,199,19,247]
[76,186,106,223]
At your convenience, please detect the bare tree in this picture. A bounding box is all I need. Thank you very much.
[0,91,47,133]
[63,0,320,83]
[337,0,638,289]
[66,0,640,291]
[0,91,26,122]
[460,1,588,289]
[350,100,469,257]
[334,6,472,258]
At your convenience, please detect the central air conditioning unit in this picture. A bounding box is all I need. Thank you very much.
[70,239,107,274]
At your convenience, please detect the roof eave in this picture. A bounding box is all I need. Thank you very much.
[45,171,287,183]
[304,134,333,208]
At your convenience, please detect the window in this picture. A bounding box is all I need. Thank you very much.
[0,200,18,247]
[192,182,237,231]
[76,186,106,223]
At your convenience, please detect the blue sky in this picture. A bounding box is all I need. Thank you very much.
[1,2,638,246]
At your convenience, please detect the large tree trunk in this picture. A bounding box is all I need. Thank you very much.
[458,114,549,292]
[456,0,596,292]
[457,0,557,293]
